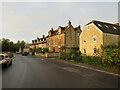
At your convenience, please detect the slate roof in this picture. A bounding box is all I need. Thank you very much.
[86,20,120,35]
[48,25,81,37]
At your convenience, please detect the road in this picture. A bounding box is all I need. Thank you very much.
[2,54,119,88]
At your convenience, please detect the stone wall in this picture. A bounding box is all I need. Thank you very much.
[35,52,59,58]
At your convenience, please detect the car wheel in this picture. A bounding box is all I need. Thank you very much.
[10,61,12,65]
[4,63,9,68]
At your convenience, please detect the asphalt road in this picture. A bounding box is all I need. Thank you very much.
[2,54,119,88]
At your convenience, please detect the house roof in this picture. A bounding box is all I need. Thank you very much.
[29,41,46,45]
[48,21,81,37]
[86,20,120,35]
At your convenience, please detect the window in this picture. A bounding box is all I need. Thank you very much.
[113,26,117,30]
[83,49,86,54]
[88,25,90,30]
[77,33,80,36]
[49,40,50,45]
[104,25,108,28]
[97,24,102,27]
[53,47,55,52]
[58,38,61,46]
[93,48,97,54]
[58,29,61,34]
[93,35,96,41]
[83,37,86,42]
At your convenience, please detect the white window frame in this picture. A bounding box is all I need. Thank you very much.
[83,37,86,43]
[93,35,96,42]
[77,33,80,36]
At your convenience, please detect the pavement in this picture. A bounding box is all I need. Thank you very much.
[46,57,120,77]
[2,54,120,88]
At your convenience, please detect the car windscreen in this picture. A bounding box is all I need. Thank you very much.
[0,55,3,60]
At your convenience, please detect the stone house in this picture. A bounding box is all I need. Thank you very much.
[80,20,120,56]
[46,21,82,52]
[29,35,47,52]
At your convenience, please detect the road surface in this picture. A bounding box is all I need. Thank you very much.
[2,54,119,88]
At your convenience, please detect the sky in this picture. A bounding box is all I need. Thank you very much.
[1,1,119,43]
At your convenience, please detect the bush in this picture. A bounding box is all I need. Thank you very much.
[60,52,71,60]
[102,47,120,67]
[42,48,49,53]
[81,56,101,65]
[60,49,82,62]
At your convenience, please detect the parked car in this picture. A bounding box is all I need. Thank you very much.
[0,54,13,67]
[22,52,28,56]
[16,52,20,54]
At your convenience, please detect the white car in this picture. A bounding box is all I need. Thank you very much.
[0,54,12,67]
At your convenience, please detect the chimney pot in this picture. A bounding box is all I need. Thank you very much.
[114,22,119,26]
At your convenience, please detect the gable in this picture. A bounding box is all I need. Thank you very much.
[87,20,120,35]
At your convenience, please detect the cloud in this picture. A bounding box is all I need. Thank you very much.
[2,2,118,42]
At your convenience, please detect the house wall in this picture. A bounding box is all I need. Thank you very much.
[29,45,35,49]
[103,33,120,46]
[23,48,29,52]
[80,23,103,56]
[65,27,80,48]
[37,43,46,49]
[46,33,65,52]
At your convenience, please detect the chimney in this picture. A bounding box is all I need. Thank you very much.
[114,22,119,26]
[68,20,71,27]
[78,25,81,29]
[37,37,39,40]
[37,37,40,42]
[51,28,53,31]
[43,35,45,38]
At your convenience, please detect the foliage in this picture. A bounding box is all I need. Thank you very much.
[42,48,49,53]
[60,46,66,52]
[60,48,81,62]
[101,46,120,67]
[35,48,49,54]
[1,38,26,52]
[81,56,101,65]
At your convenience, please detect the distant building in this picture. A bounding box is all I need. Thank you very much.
[23,44,30,52]
[80,20,120,56]
[29,35,47,52]
[46,20,82,52]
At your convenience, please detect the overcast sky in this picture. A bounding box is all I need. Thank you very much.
[1,1,119,43]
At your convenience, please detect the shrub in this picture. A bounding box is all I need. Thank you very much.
[81,56,101,65]
[60,49,82,62]
[102,47,120,67]
[60,52,71,60]
[42,48,49,53]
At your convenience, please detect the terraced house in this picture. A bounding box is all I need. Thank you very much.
[46,21,82,52]
[29,35,47,52]
[80,20,120,56]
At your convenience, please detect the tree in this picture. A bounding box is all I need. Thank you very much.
[1,38,26,52]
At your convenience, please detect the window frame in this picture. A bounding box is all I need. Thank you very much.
[92,35,96,42]
[93,48,97,54]
[83,49,86,54]
[83,37,86,43]
[88,25,90,30]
